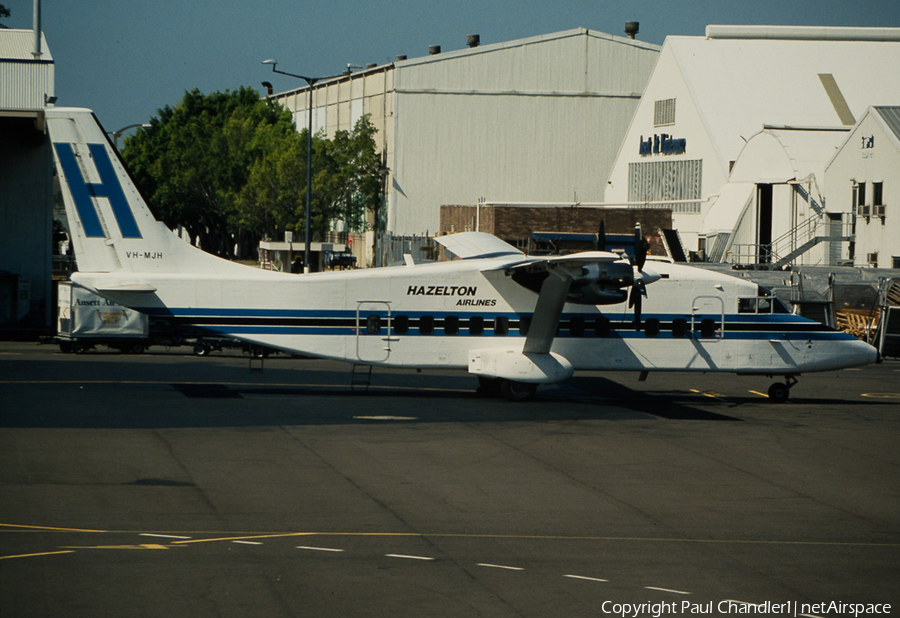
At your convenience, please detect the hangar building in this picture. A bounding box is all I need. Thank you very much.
[269,27,660,245]
[604,25,900,267]
[825,106,900,269]
[0,28,55,333]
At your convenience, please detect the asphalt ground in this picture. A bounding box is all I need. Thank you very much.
[0,341,898,617]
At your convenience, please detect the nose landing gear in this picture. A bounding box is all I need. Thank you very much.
[767,375,798,403]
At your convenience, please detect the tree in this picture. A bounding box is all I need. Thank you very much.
[0,5,10,26]
[123,88,387,259]
[122,87,293,258]
[237,115,387,242]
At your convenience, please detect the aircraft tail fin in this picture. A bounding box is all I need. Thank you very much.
[46,108,239,276]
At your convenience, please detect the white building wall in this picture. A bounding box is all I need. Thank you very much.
[605,27,900,259]
[825,109,900,269]
[605,45,727,252]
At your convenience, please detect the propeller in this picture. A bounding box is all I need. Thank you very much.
[628,223,652,330]
[595,220,606,252]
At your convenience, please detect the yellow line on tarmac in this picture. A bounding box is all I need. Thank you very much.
[171,532,318,545]
[0,523,107,533]
[0,550,76,560]
[748,390,768,398]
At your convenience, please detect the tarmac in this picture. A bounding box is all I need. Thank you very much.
[0,341,898,617]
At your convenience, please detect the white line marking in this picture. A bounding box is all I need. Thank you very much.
[477,563,524,571]
[385,553,435,561]
[139,533,192,540]
[232,540,263,545]
[297,546,344,553]
[564,574,609,582]
[646,586,691,595]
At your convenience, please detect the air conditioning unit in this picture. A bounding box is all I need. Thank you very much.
[873,204,886,217]
[857,203,871,216]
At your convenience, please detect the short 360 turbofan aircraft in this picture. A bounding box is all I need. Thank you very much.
[47,108,877,402]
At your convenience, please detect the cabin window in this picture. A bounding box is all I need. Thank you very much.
[594,316,611,337]
[569,317,585,337]
[394,315,409,335]
[672,318,687,338]
[518,316,531,336]
[469,316,484,336]
[494,316,509,336]
[644,318,660,338]
[444,316,459,335]
[366,315,382,335]
[700,318,716,338]
[419,315,434,335]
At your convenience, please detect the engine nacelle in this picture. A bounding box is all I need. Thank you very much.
[567,261,634,305]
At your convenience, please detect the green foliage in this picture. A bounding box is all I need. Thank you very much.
[122,87,386,258]
[238,114,387,241]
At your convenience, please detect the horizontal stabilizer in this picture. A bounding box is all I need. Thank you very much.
[435,232,523,260]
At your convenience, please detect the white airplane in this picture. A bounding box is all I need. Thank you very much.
[46,108,877,402]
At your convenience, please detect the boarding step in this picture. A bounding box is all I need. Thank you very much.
[350,363,373,392]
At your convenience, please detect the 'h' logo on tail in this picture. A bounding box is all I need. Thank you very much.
[53,143,142,239]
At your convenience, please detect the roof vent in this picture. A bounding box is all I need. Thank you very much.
[429,45,441,55]
[467,34,480,48]
[625,21,639,40]
[395,55,407,62]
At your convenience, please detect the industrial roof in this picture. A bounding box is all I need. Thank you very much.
[0,29,52,61]
[873,106,900,146]
[666,27,900,171]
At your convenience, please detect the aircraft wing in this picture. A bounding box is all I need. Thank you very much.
[503,253,626,355]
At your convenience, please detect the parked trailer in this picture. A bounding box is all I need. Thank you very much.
[57,281,150,353]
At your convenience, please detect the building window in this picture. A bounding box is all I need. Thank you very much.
[892,256,900,269]
[654,98,676,127]
[873,182,885,217]
[856,182,869,216]
[867,252,879,268]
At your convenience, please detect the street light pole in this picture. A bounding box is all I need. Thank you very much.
[262,59,333,274]
[108,123,151,150]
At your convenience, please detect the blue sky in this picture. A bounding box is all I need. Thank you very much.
[4,0,900,134]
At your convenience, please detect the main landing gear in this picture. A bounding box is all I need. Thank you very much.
[767,375,798,403]
[477,377,538,402]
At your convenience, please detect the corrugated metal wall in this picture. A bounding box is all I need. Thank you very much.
[390,29,659,234]
[0,31,54,109]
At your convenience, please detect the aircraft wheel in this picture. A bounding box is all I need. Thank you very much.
[476,376,503,398]
[130,343,145,354]
[767,382,790,403]
[500,380,538,402]
[72,342,86,354]
[58,341,73,353]
[193,343,210,356]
